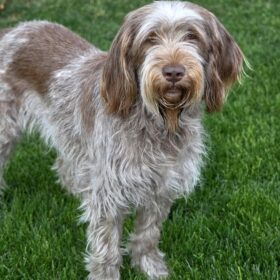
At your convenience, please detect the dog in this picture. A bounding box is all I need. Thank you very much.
[0,1,244,279]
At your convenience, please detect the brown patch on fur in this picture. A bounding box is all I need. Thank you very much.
[204,19,243,113]
[100,21,137,117]
[160,108,180,133]
[7,23,92,95]
[100,7,152,117]
[189,3,243,113]
[215,27,243,87]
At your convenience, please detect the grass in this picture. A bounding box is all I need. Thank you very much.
[0,0,280,279]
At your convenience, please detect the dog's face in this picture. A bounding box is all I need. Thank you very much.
[101,1,244,132]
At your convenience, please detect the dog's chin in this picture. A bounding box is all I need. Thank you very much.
[158,87,188,133]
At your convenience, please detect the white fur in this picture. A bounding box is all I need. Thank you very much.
[153,1,202,22]
[137,1,203,43]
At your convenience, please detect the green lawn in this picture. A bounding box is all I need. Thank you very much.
[0,0,280,279]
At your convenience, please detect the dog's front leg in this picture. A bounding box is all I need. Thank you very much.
[129,197,172,279]
[85,210,123,280]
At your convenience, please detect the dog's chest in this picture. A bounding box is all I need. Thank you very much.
[101,130,186,201]
[90,111,204,206]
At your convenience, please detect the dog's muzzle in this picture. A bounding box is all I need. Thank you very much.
[161,64,187,106]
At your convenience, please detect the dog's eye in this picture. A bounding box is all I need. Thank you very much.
[147,32,159,45]
[149,37,158,44]
[184,32,199,41]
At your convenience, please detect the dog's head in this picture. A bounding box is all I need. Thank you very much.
[101,1,244,132]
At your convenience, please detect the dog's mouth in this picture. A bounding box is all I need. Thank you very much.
[159,85,189,109]
[164,88,183,103]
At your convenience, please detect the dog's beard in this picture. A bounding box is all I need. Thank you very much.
[140,53,204,132]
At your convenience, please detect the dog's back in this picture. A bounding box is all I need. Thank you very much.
[0,21,94,96]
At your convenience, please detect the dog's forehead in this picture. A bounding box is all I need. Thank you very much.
[135,1,204,41]
[151,1,203,23]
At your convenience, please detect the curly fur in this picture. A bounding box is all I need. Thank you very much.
[0,1,243,279]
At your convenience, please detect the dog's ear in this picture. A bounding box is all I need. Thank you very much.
[204,16,244,113]
[101,19,137,117]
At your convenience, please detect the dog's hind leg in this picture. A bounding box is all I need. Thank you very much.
[0,93,20,194]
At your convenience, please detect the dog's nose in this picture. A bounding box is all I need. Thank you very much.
[162,65,185,83]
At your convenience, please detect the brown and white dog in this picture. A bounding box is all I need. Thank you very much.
[0,1,244,279]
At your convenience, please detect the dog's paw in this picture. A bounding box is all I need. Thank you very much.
[132,251,169,279]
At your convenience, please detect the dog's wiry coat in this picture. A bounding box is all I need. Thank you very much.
[0,1,244,279]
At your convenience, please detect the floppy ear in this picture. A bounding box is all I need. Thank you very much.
[204,16,244,113]
[101,19,137,117]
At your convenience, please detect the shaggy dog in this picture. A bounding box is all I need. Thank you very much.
[0,1,244,279]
